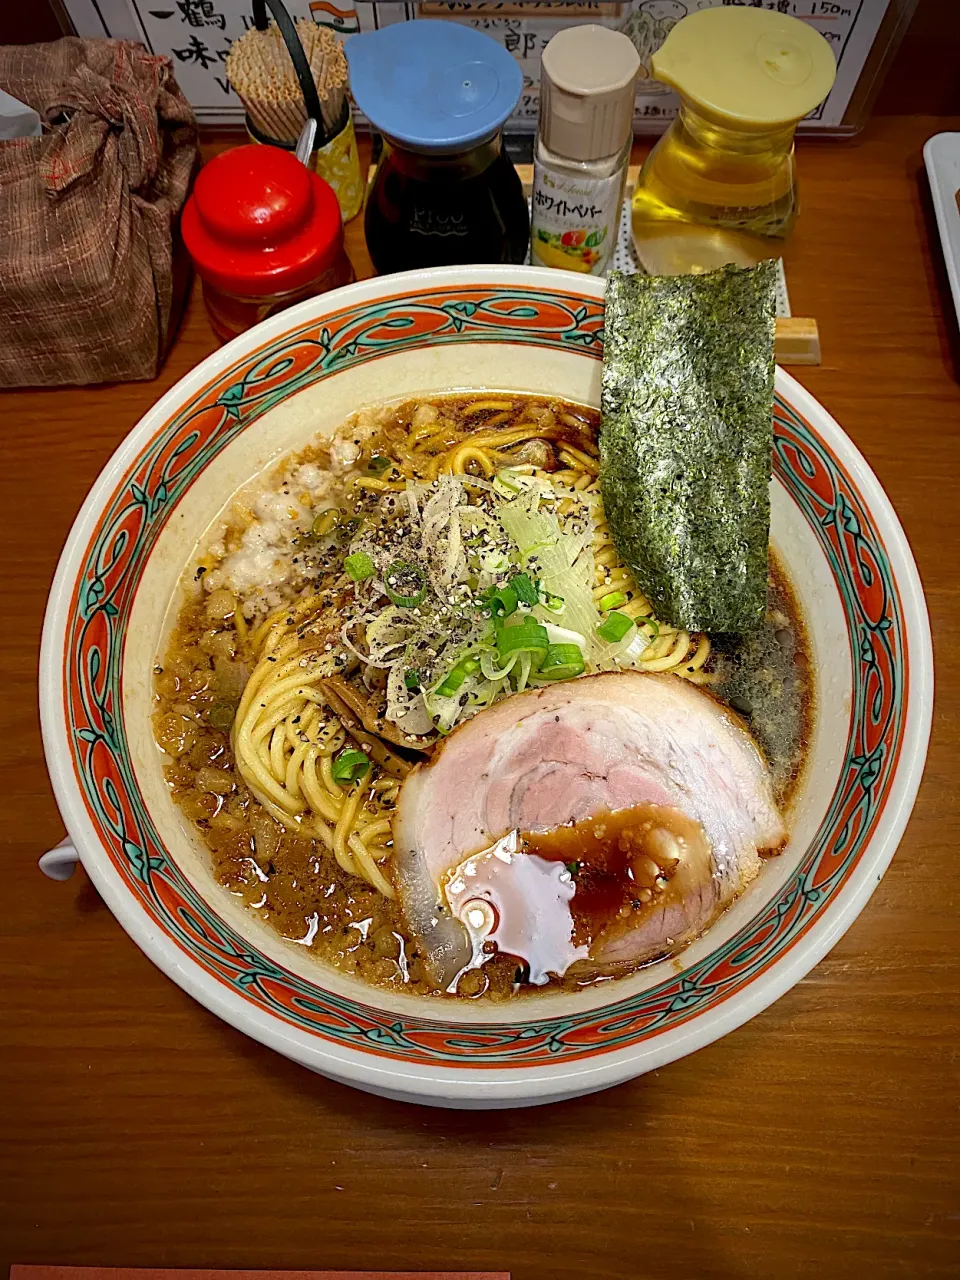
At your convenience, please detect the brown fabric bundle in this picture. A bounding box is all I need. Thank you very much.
[0,38,199,388]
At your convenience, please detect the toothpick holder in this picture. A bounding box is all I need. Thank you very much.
[243,0,363,222]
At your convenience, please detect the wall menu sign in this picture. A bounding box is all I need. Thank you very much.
[63,0,900,132]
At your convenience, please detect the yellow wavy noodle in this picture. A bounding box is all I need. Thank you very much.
[231,625,397,898]
[422,430,712,683]
[178,398,712,910]
[588,507,711,681]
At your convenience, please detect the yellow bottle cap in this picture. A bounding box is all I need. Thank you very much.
[651,7,837,130]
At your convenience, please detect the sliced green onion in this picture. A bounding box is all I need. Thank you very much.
[435,656,479,697]
[367,455,391,475]
[509,571,539,606]
[538,643,586,681]
[483,582,519,618]
[383,560,427,608]
[566,860,581,877]
[311,507,340,538]
[331,749,370,784]
[599,589,628,611]
[597,611,634,644]
[345,551,374,582]
[479,649,519,682]
[639,617,660,639]
[404,669,420,691]
[480,549,510,576]
[207,701,236,731]
[493,468,524,495]
[542,591,565,613]
[513,650,535,693]
[496,621,549,663]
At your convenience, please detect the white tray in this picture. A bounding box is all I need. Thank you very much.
[924,132,960,331]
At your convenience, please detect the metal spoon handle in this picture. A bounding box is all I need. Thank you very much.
[295,117,317,167]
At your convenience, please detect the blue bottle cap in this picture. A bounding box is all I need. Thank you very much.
[346,20,523,154]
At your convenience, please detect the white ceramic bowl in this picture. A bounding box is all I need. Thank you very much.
[41,266,932,1108]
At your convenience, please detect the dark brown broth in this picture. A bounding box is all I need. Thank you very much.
[712,554,813,806]
[521,804,711,951]
[155,394,813,1000]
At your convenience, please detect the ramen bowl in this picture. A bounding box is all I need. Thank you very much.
[40,266,932,1108]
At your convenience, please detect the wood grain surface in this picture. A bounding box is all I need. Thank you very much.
[2,113,959,1280]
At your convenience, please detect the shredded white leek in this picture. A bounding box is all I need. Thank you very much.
[497,481,605,664]
[341,468,649,739]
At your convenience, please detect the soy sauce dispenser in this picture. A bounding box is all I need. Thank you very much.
[346,21,529,274]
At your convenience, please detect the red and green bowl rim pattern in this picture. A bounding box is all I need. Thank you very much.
[63,284,907,1068]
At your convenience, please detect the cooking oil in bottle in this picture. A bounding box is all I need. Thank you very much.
[631,6,836,277]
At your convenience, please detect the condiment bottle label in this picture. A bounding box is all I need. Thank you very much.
[531,160,622,276]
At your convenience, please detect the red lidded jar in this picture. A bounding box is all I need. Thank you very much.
[182,144,354,344]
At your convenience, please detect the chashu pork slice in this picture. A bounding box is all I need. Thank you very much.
[393,671,786,988]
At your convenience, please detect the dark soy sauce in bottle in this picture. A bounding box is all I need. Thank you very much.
[346,19,529,273]
[365,134,529,273]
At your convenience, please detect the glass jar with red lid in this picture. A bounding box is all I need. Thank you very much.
[182,144,354,343]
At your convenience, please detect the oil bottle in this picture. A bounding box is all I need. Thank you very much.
[631,6,836,276]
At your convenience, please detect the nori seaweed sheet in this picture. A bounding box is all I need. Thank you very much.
[599,262,777,633]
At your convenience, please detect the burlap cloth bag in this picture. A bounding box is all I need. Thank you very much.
[0,39,198,387]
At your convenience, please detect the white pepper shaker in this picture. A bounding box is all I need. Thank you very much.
[531,25,640,276]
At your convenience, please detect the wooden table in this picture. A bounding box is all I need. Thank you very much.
[3,113,959,1279]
